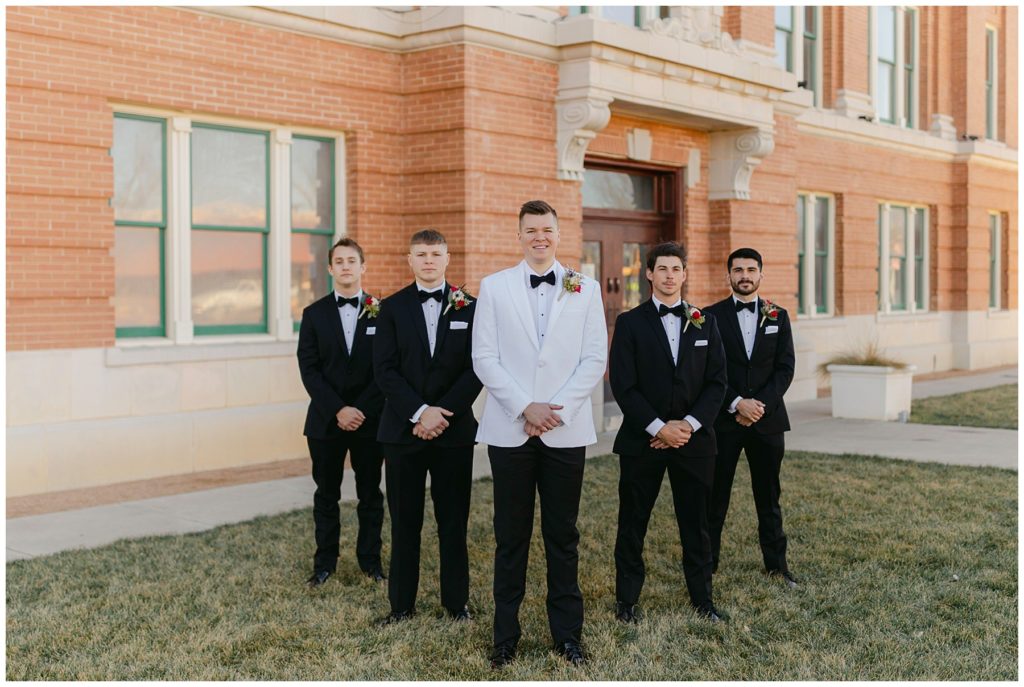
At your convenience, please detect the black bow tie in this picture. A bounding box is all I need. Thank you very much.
[658,303,685,318]
[530,272,556,289]
[337,295,359,309]
[735,300,756,313]
[418,289,444,303]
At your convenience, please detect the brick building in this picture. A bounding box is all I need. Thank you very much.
[6,6,1017,496]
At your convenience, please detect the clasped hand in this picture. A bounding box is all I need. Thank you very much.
[413,406,453,440]
[523,402,564,437]
[336,406,365,431]
[650,419,692,449]
[735,398,765,427]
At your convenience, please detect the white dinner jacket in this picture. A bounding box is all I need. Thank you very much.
[472,260,608,448]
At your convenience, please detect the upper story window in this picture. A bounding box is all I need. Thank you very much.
[871,6,918,128]
[796,192,834,316]
[775,6,822,107]
[111,110,343,343]
[986,27,998,140]
[569,6,669,28]
[877,201,928,314]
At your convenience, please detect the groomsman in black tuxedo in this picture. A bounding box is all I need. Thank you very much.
[297,238,387,588]
[705,247,798,588]
[373,229,482,625]
[609,241,728,623]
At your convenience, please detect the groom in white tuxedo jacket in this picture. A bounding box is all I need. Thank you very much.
[472,200,607,668]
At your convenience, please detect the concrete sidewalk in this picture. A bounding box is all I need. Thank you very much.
[7,368,1016,562]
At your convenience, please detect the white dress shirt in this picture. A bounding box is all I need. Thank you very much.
[411,281,445,423]
[525,260,560,343]
[728,295,759,414]
[334,289,362,353]
[645,295,702,439]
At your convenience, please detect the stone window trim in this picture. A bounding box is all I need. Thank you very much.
[797,191,836,318]
[868,5,920,129]
[110,105,347,351]
[877,200,930,316]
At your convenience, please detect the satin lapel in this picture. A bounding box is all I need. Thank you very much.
[750,297,766,360]
[718,300,747,359]
[406,287,432,357]
[328,298,351,361]
[431,282,451,360]
[507,267,540,350]
[350,299,370,360]
[641,300,675,366]
[542,263,571,348]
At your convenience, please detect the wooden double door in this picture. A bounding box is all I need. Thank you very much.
[579,160,682,401]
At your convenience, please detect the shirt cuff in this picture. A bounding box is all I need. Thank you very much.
[645,418,666,437]
[728,396,743,414]
[683,415,701,432]
[410,404,429,423]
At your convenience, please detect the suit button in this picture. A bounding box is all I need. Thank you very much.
[538,361,546,367]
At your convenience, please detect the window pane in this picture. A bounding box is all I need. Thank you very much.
[775,6,792,30]
[797,196,805,313]
[914,208,925,259]
[804,6,816,34]
[904,10,914,65]
[905,68,914,127]
[775,30,790,70]
[986,30,994,82]
[113,117,164,223]
[291,138,333,231]
[114,226,162,330]
[877,63,894,121]
[989,215,998,308]
[622,242,650,310]
[602,6,637,26]
[581,240,601,281]
[815,197,829,253]
[803,35,816,91]
[192,126,267,228]
[192,231,265,328]
[582,169,654,211]
[291,233,332,323]
[877,6,896,62]
[889,207,906,309]
[815,254,827,311]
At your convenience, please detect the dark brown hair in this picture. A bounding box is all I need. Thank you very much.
[328,237,365,264]
[727,247,763,270]
[518,199,558,225]
[409,229,448,247]
[646,241,687,270]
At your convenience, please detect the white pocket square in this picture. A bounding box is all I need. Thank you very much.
[765,325,778,334]
[450,321,469,330]
[694,339,709,347]
[366,327,376,335]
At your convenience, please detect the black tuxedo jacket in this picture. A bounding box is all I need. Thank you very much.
[704,296,795,436]
[373,282,482,447]
[297,292,385,440]
[609,300,727,458]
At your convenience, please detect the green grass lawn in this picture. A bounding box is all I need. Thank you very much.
[7,451,1017,680]
[910,383,1018,430]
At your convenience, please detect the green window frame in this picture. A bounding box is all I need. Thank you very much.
[813,195,830,314]
[775,6,794,72]
[914,208,926,310]
[876,6,897,124]
[113,113,167,338]
[904,8,916,128]
[796,195,806,313]
[986,28,996,140]
[878,202,927,313]
[291,134,336,332]
[797,193,831,315]
[989,213,1000,308]
[190,122,270,336]
[803,6,818,105]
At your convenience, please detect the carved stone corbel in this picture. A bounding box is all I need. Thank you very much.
[555,94,613,181]
[708,127,775,201]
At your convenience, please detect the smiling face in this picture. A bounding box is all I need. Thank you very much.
[327,245,365,295]
[518,212,559,273]
[646,255,686,303]
[408,241,450,289]
[729,257,763,298]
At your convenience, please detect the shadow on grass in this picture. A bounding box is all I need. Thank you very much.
[7,451,1017,680]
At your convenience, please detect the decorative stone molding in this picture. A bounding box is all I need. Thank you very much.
[834,89,875,119]
[644,7,739,56]
[626,128,652,161]
[556,94,613,181]
[929,113,957,141]
[708,127,775,200]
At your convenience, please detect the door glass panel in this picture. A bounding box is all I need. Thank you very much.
[581,240,601,281]
[622,242,650,310]
[582,169,655,211]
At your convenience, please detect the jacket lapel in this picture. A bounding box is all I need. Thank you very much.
[749,297,766,360]
[540,263,570,351]
[327,296,351,360]
[642,300,675,366]
[432,282,451,359]
[717,298,747,360]
[506,266,540,350]
[406,286,432,357]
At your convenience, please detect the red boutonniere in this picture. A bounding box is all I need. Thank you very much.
[444,285,473,316]
[683,301,705,333]
[558,268,583,301]
[358,294,380,319]
[759,298,779,327]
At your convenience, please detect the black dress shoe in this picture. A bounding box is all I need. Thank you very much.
[767,569,799,589]
[695,605,728,623]
[614,601,643,624]
[378,609,416,626]
[554,640,588,666]
[446,605,473,622]
[306,570,331,588]
[489,642,517,669]
[363,567,387,583]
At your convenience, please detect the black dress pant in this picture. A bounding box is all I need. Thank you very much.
[708,428,788,573]
[384,442,473,614]
[307,434,385,574]
[614,450,715,611]
[489,437,586,648]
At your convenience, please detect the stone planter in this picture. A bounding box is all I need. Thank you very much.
[826,364,917,421]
